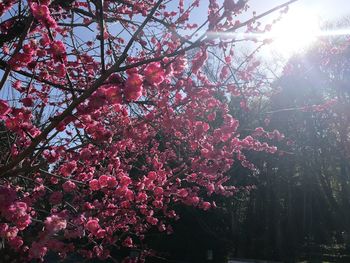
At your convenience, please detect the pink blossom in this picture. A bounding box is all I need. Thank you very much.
[122,236,133,247]
[125,73,143,101]
[152,200,163,208]
[147,171,157,180]
[55,64,66,78]
[96,229,106,239]
[80,148,92,160]
[16,213,31,230]
[8,236,23,250]
[192,48,208,74]
[85,219,100,235]
[189,196,200,205]
[144,62,165,85]
[3,202,31,230]
[5,227,18,239]
[89,179,100,191]
[62,181,76,192]
[31,3,57,28]
[0,99,11,116]
[31,4,50,20]
[107,177,117,188]
[125,189,134,201]
[177,188,188,198]
[103,85,122,105]
[202,202,211,211]
[154,187,163,196]
[0,223,9,237]
[98,175,109,188]
[8,53,33,70]
[49,191,63,205]
[49,41,66,62]
[136,192,148,202]
[45,215,67,233]
[146,216,158,225]
[29,242,48,259]
[21,96,34,107]
[120,175,132,186]
[43,150,59,163]
[59,161,77,177]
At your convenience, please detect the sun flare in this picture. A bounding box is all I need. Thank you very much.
[266,8,321,57]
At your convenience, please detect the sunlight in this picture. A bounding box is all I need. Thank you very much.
[206,6,350,60]
[265,8,321,57]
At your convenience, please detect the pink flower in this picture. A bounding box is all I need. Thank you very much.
[80,148,92,160]
[154,187,163,196]
[5,227,18,239]
[147,171,157,180]
[8,53,33,70]
[223,0,246,13]
[125,89,142,101]
[0,99,11,116]
[4,202,31,230]
[49,41,66,62]
[39,34,50,47]
[8,236,23,250]
[62,181,76,192]
[152,200,163,208]
[55,64,66,78]
[120,175,132,186]
[59,161,77,177]
[43,150,59,163]
[202,202,211,211]
[107,177,117,188]
[16,213,31,230]
[136,192,148,202]
[22,44,35,55]
[177,188,188,198]
[189,196,200,205]
[126,73,143,88]
[29,242,48,259]
[173,56,188,75]
[89,179,100,191]
[0,223,9,237]
[96,229,106,239]
[124,189,134,201]
[45,215,67,233]
[85,219,100,235]
[125,73,143,101]
[122,236,133,247]
[146,216,158,225]
[21,96,34,107]
[223,0,236,12]
[144,62,165,85]
[98,175,109,188]
[49,191,63,205]
[120,200,130,208]
[31,4,50,20]
[192,48,208,74]
[31,3,57,28]
[103,85,122,105]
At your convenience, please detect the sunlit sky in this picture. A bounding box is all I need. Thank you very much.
[189,0,350,60]
[252,0,350,57]
[252,0,350,20]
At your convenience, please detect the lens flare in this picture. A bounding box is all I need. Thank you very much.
[207,7,350,59]
[265,8,320,56]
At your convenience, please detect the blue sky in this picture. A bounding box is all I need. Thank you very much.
[192,0,350,27]
[253,0,350,21]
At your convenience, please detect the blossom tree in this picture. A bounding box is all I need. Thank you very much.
[0,0,296,261]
